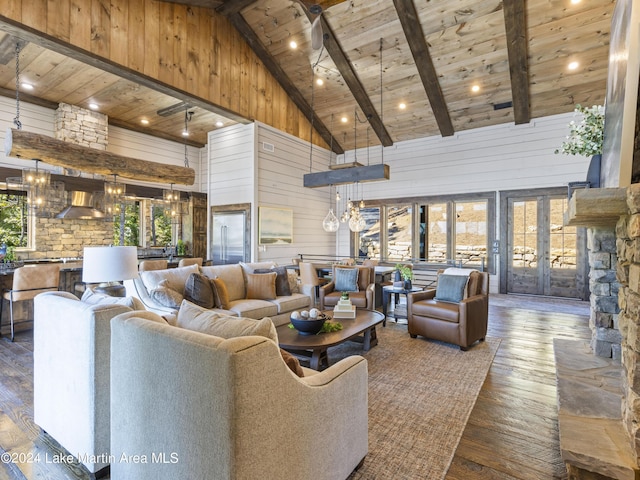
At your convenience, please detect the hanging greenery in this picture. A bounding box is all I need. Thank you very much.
[555,104,605,157]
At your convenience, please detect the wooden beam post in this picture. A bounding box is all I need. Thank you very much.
[5,129,196,186]
[303,164,390,188]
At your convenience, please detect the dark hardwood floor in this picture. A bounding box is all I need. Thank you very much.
[447,294,591,480]
[0,293,591,479]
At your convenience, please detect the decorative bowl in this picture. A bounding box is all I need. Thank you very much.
[290,314,328,335]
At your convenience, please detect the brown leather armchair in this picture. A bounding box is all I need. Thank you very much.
[319,265,375,311]
[407,270,489,350]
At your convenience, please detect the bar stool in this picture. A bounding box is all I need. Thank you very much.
[299,262,329,307]
[178,257,203,267]
[139,259,168,272]
[0,264,60,341]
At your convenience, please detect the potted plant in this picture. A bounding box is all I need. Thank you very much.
[555,104,604,157]
[395,264,413,290]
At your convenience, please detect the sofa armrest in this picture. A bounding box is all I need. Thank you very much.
[407,288,435,306]
[301,355,367,387]
[124,278,179,318]
[318,281,335,310]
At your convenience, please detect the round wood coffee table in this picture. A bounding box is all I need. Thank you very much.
[276,309,385,370]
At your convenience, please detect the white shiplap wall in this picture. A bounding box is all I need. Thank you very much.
[256,122,336,265]
[335,112,592,258]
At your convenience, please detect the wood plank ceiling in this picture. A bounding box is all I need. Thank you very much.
[0,0,614,152]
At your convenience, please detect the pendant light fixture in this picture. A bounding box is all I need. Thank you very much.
[322,184,339,232]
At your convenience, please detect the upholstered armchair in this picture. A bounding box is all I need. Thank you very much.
[407,269,489,350]
[319,265,375,310]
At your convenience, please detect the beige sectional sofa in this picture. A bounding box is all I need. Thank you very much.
[125,261,310,326]
[110,311,368,480]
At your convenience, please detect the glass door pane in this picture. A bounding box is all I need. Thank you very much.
[387,205,412,261]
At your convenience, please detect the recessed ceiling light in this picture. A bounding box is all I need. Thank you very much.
[471,84,481,93]
[88,103,99,110]
[399,103,406,110]
[215,121,224,127]
[20,82,33,90]
[140,119,149,125]
[568,61,579,70]
[182,130,189,137]
[570,0,581,4]
[316,78,324,86]
[289,40,297,49]
[341,116,348,123]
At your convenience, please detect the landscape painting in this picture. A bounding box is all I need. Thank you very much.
[259,207,293,245]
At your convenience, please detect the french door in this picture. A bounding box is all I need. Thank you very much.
[501,189,588,299]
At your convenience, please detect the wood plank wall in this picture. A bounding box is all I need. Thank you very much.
[1,0,326,148]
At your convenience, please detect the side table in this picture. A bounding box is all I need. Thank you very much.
[381,285,422,326]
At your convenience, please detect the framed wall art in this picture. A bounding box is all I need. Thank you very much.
[258,207,293,245]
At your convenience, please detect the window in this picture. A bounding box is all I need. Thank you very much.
[418,203,447,261]
[454,201,487,266]
[550,197,576,269]
[357,207,380,259]
[0,190,28,248]
[151,204,173,247]
[113,201,140,246]
[386,205,412,261]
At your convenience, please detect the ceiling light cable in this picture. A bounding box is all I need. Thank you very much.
[14,42,22,130]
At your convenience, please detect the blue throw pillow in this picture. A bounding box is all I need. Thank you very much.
[334,268,359,292]
[435,274,469,303]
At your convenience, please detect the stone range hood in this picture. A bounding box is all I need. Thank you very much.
[55,191,105,219]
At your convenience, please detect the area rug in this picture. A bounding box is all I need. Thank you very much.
[324,322,500,480]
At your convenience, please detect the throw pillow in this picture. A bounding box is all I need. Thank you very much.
[177,300,277,342]
[184,272,215,309]
[287,271,299,294]
[245,272,277,300]
[140,263,199,294]
[334,267,359,292]
[149,279,184,308]
[254,266,291,296]
[435,274,470,303]
[280,348,304,377]
[81,288,145,310]
[210,277,230,309]
[239,261,276,275]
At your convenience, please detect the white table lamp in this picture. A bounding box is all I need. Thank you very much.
[82,246,139,297]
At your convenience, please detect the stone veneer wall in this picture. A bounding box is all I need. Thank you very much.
[588,227,622,359]
[616,184,640,459]
[54,102,107,150]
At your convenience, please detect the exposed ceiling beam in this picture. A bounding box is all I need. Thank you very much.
[0,15,250,124]
[503,0,531,125]
[216,0,257,16]
[317,15,394,147]
[155,0,224,8]
[393,0,454,137]
[0,34,26,65]
[225,11,344,154]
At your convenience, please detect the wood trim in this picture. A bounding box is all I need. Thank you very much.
[318,15,394,147]
[225,11,344,154]
[393,0,454,138]
[503,0,531,125]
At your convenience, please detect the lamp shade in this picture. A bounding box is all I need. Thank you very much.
[82,246,139,283]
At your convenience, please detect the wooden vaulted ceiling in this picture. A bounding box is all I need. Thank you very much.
[0,0,613,153]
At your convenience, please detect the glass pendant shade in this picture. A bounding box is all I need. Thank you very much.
[322,208,339,232]
[349,212,366,232]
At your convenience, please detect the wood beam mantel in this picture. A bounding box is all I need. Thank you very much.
[5,129,196,186]
[393,0,454,138]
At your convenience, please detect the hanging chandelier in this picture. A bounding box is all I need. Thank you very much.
[322,184,339,232]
